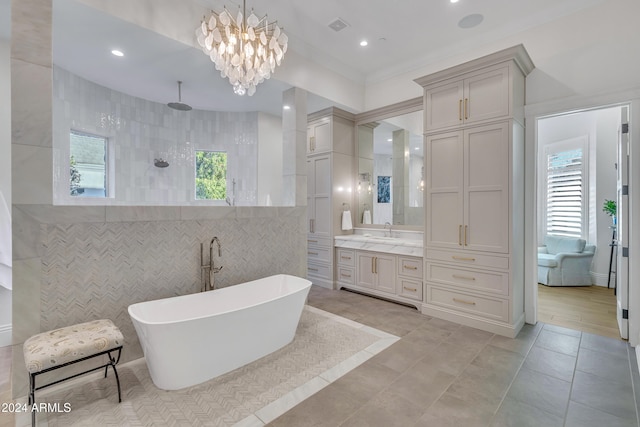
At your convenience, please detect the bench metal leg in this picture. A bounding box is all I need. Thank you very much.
[27,346,124,426]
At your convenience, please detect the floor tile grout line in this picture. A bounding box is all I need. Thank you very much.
[485,322,546,426]
[561,329,583,426]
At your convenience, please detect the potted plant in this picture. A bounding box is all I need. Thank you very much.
[603,199,617,225]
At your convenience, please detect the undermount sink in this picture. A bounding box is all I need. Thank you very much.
[368,236,399,241]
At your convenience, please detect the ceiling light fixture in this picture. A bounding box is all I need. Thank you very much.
[360,40,368,47]
[195,0,288,96]
[450,0,460,3]
[111,49,124,57]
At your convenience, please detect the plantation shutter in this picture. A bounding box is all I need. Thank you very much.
[546,148,584,238]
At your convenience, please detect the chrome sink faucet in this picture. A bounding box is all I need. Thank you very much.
[200,237,223,291]
[384,222,392,237]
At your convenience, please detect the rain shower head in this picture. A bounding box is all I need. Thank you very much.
[167,81,192,111]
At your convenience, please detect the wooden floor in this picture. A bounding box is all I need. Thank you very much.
[537,283,622,340]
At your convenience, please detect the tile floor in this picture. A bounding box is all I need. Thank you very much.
[1,285,639,427]
[270,286,640,427]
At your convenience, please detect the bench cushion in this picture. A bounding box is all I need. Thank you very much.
[23,319,123,374]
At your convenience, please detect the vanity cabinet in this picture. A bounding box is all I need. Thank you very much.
[306,108,355,289]
[336,246,423,308]
[356,251,396,294]
[416,45,534,338]
[424,64,510,132]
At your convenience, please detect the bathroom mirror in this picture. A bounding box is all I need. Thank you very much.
[356,99,424,227]
[51,0,337,207]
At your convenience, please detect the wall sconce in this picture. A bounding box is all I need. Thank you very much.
[358,172,372,194]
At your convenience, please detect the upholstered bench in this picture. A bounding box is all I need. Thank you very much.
[23,319,123,426]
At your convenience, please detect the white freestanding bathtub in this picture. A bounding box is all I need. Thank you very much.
[128,274,312,390]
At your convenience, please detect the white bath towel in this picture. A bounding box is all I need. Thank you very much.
[0,191,11,290]
[362,209,372,225]
[342,210,353,231]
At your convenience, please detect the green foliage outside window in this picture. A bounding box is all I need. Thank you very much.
[196,151,227,200]
[70,155,82,196]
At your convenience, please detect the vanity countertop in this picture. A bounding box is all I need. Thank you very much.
[334,235,423,257]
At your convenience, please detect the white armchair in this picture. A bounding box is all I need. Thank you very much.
[538,235,595,286]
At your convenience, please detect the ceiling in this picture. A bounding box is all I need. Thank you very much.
[7,0,609,116]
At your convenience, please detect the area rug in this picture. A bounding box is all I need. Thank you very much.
[29,306,399,426]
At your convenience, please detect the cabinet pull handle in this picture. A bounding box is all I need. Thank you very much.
[341,256,352,260]
[404,265,418,270]
[453,297,476,305]
[308,251,318,255]
[308,267,318,272]
[464,98,468,120]
[341,273,352,278]
[464,225,468,246]
[452,256,476,261]
[308,239,318,243]
[459,225,463,246]
[459,99,463,121]
[453,274,476,281]
[310,136,316,151]
[403,286,417,292]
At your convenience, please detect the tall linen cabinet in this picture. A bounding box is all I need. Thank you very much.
[415,45,534,337]
[307,108,355,289]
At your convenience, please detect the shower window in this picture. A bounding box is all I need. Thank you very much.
[69,130,108,197]
[195,151,227,200]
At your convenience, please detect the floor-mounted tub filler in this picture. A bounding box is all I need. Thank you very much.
[128,274,312,390]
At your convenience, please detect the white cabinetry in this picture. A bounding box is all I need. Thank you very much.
[425,122,510,253]
[416,45,534,338]
[336,246,423,308]
[425,64,510,131]
[306,108,355,289]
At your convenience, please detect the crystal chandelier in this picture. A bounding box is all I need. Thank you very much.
[195,0,288,96]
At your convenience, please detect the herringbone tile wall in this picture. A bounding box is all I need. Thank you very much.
[41,214,306,363]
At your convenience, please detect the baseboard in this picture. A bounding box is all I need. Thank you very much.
[590,271,614,287]
[421,303,524,338]
[0,323,11,347]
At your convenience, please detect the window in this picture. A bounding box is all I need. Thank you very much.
[70,130,108,197]
[545,143,586,238]
[195,151,227,200]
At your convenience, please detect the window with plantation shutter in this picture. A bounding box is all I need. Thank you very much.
[545,146,585,238]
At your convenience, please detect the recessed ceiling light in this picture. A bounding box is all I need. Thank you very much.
[283,105,291,110]
[360,40,368,47]
[111,49,124,57]
[458,14,484,29]
[387,138,392,142]
[450,0,459,3]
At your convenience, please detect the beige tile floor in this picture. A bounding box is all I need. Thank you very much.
[270,286,639,427]
[1,285,639,426]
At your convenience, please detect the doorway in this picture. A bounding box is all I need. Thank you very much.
[535,105,628,339]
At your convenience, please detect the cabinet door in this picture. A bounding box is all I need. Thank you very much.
[306,159,314,232]
[463,122,509,253]
[357,252,376,289]
[464,66,510,125]
[375,255,396,294]
[310,155,331,236]
[425,131,464,249]
[308,120,331,153]
[425,80,464,131]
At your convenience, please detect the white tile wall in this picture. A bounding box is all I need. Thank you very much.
[53,67,264,206]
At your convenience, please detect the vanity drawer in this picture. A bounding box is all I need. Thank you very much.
[337,266,355,284]
[426,262,508,295]
[426,249,509,270]
[307,246,331,263]
[426,285,509,322]
[398,257,423,279]
[307,235,331,247]
[336,249,355,267]
[397,278,423,301]
[307,262,332,280]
